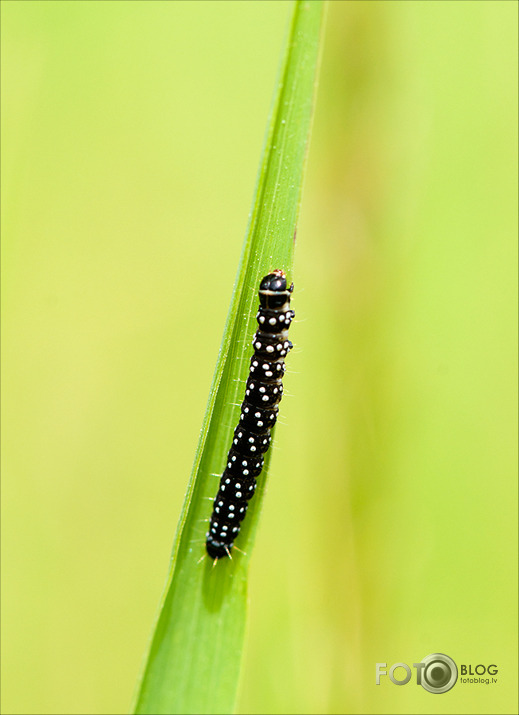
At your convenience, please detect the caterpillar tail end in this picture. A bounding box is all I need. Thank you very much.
[206,536,233,561]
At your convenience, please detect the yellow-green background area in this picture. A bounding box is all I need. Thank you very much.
[2,1,517,714]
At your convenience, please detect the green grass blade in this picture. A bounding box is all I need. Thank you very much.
[133,3,324,713]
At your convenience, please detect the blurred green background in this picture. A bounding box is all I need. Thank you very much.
[1,1,517,714]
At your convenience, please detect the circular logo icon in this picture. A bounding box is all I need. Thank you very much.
[420,653,458,694]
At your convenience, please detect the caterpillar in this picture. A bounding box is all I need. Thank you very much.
[206,270,294,560]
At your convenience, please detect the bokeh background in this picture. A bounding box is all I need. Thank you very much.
[2,1,517,714]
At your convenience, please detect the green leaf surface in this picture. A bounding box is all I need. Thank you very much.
[133,2,324,714]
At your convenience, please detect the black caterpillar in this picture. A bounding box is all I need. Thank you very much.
[206,270,294,560]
